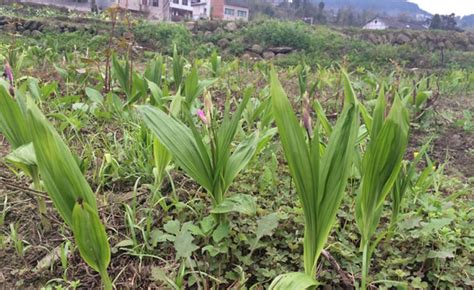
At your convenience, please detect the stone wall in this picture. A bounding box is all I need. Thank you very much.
[348,29,474,51]
[0,15,97,36]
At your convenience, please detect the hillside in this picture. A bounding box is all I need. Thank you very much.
[460,14,474,28]
[319,0,430,16]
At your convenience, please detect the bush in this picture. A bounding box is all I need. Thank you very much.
[133,22,192,54]
[243,20,314,50]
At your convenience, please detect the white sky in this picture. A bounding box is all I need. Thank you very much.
[409,0,474,17]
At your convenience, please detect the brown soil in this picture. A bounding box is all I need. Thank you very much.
[409,94,474,180]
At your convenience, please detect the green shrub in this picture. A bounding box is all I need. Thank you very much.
[134,22,192,54]
[243,20,314,50]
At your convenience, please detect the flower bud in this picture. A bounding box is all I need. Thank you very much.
[204,91,213,113]
[4,60,14,96]
[197,109,209,125]
[302,94,313,137]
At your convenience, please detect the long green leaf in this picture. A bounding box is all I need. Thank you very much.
[27,103,97,226]
[269,272,319,290]
[138,105,213,192]
[72,200,110,273]
[271,69,359,276]
[356,95,409,244]
[0,86,31,148]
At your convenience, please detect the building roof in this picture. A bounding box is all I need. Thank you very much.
[225,0,249,9]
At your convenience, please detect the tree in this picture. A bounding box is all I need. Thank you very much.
[318,1,325,12]
[316,1,326,23]
[90,0,98,13]
[430,14,442,29]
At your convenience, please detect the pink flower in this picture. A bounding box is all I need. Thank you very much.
[197,109,208,125]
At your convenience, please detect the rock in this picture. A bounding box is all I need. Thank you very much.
[395,33,410,44]
[469,34,474,44]
[217,38,230,48]
[242,53,251,61]
[275,53,287,59]
[243,51,262,60]
[204,31,212,37]
[250,44,264,54]
[185,21,196,31]
[31,30,43,37]
[24,20,33,30]
[268,46,293,54]
[367,33,378,44]
[32,21,42,31]
[22,29,31,36]
[387,33,395,43]
[4,23,16,33]
[262,51,275,59]
[199,21,218,32]
[225,22,237,32]
[214,27,224,35]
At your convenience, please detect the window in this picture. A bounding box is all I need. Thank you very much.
[142,0,148,5]
[237,10,247,17]
[173,0,178,3]
[152,0,159,6]
[224,8,234,15]
[182,0,188,5]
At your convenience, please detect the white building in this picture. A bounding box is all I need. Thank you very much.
[363,17,389,30]
[191,0,210,20]
[363,17,428,30]
[191,0,248,21]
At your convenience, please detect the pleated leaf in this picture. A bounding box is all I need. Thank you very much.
[223,134,259,193]
[72,200,110,274]
[269,272,319,290]
[6,143,37,177]
[0,86,31,149]
[356,95,409,244]
[27,103,97,226]
[138,105,213,192]
[271,69,359,276]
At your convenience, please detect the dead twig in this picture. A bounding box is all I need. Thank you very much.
[321,249,355,288]
[0,176,50,200]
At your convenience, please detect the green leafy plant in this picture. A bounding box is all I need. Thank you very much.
[0,85,50,229]
[355,92,409,289]
[139,88,259,224]
[26,103,112,289]
[269,69,360,288]
[10,223,30,257]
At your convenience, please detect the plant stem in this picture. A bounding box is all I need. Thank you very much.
[33,172,51,231]
[361,242,369,290]
[100,270,113,290]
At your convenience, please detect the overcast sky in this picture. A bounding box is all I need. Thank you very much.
[409,0,474,17]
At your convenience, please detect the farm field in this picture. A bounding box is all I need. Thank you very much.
[0,4,473,289]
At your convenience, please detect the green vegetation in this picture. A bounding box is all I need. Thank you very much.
[0,4,472,289]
